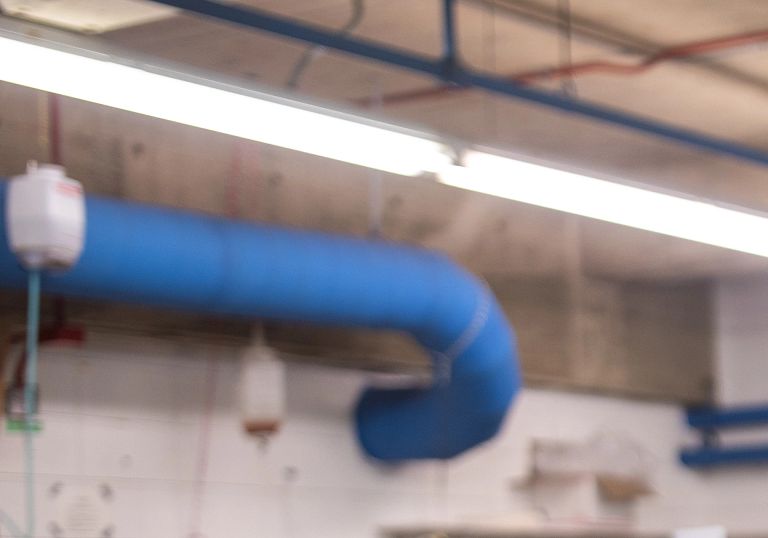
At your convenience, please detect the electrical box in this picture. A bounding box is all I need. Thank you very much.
[6,162,85,270]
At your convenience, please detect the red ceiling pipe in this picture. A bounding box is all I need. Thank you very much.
[356,28,768,108]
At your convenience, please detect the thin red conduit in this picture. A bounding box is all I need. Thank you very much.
[357,27,768,107]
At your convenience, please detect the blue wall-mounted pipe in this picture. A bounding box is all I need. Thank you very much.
[0,180,520,460]
[152,0,768,170]
[681,405,768,468]
[681,444,768,468]
[687,405,768,430]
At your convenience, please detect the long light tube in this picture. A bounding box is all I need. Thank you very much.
[5,29,768,259]
[0,35,451,176]
[440,150,768,258]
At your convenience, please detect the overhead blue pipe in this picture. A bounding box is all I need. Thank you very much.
[0,180,520,460]
[152,0,768,170]
[154,0,444,77]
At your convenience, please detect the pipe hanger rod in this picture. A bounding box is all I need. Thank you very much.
[153,0,768,169]
[442,0,459,76]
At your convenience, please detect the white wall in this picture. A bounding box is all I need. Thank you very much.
[0,326,765,538]
[716,276,768,406]
[640,275,768,535]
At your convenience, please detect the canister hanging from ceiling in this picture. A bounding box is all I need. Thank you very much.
[238,342,285,436]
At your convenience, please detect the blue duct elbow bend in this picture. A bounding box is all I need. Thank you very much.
[0,180,520,460]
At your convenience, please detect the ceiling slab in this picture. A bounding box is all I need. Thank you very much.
[0,0,176,33]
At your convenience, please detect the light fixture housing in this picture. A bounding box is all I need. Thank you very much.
[0,21,451,177]
[439,150,768,258]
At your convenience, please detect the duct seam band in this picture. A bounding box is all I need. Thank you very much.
[434,287,492,383]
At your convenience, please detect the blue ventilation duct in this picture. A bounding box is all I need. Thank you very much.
[0,180,520,460]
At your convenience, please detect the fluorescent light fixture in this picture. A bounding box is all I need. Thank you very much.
[0,35,451,176]
[440,150,768,258]
[5,26,768,259]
